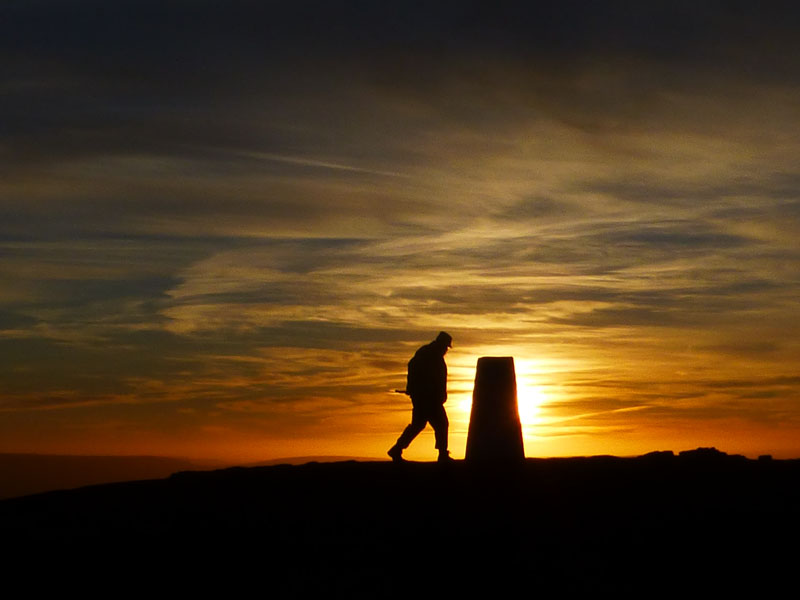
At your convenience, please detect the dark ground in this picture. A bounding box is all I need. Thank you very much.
[1,448,798,595]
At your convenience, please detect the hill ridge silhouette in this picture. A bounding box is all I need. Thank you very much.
[2,448,798,594]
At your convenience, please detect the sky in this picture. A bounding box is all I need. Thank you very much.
[2,0,800,462]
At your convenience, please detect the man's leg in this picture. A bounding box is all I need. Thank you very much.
[428,404,450,455]
[388,406,428,460]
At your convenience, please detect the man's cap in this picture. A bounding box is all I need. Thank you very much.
[436,331,453,347]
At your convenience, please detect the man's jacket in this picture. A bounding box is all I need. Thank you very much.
[405,342,447,405]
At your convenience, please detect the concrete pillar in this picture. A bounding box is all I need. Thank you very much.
[465,356,525,462]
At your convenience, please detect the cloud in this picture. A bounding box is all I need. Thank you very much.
[2,1,800,457]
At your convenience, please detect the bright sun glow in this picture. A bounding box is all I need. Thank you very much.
[517,382,547,426]
[514,357,551,428]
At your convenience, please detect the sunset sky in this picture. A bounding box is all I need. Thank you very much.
[2,1,800,462]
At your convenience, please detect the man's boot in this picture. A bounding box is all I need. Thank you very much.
[437,450,453,462]
[387,445,405,462]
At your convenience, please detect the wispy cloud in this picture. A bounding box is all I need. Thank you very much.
[2,1,800,458]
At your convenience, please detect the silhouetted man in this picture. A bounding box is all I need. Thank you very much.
[388,331,453,462]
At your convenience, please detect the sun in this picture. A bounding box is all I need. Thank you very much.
[516,382,548,427]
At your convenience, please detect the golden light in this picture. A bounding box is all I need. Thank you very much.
[517,382,547,427]
[513,356,551,427]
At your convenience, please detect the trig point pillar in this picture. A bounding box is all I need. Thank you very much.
[465,356,525,462]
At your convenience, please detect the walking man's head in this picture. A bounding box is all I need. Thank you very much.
[435,331,453,354]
